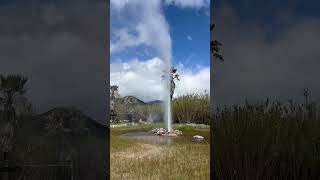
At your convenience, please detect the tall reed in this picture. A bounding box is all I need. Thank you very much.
[212,99,320,179]
[173,93,210,124]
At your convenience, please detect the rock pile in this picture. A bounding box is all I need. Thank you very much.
[150,128,183,137]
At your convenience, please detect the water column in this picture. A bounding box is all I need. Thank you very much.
[164,63,172,132]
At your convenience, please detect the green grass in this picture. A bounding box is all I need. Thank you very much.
[110,123,210,180]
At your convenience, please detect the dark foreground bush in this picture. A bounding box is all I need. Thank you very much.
[11,108,107,180]
[212,100,320,179]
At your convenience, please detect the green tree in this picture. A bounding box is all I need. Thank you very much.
[110,85,119,98]
[210,0,224,61]
[170,68,180,100]
[162,67,180,100]
[110,85,119,122]
[210,24,224,61]
[0,74,28,160]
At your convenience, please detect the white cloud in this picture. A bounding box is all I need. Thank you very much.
[110,28,143,54]
[110,0,172,62]
[164,0,210,8]
[187,35,192,40]
[110,57,166,102]
[174,64,210,97]
[110,0,129,10]
[111,58,210,102]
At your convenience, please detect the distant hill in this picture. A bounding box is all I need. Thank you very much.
[115,96,145,105]
[123,96,146,105]
[146,100,163,105]
[39,107,108,137]
[115,96,163,106]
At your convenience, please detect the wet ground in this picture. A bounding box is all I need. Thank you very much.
[119,131,207,144]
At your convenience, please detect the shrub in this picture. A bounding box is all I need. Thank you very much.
[173,93,210,124]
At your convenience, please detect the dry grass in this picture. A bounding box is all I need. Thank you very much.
[110,124,210,180]
[113,143,164,159]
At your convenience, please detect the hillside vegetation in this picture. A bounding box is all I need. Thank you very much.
[113,94,210,125]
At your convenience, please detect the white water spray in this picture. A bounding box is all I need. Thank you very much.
[163,61,172,132]
[167,97,172,132]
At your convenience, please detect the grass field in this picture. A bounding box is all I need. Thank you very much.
[110,123,210,180]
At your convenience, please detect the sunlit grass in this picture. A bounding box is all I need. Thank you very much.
[110,124,210,180]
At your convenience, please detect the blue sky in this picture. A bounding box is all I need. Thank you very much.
[111,1,210,70]
[110,0,210,101]
[164,5,210,69]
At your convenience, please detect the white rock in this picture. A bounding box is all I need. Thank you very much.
[193,135,204,140]
[173,130,183,136]
[166,133,178,137]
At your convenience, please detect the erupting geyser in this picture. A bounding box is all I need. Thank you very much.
[166,73,172,132]
[163,58,172,132]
